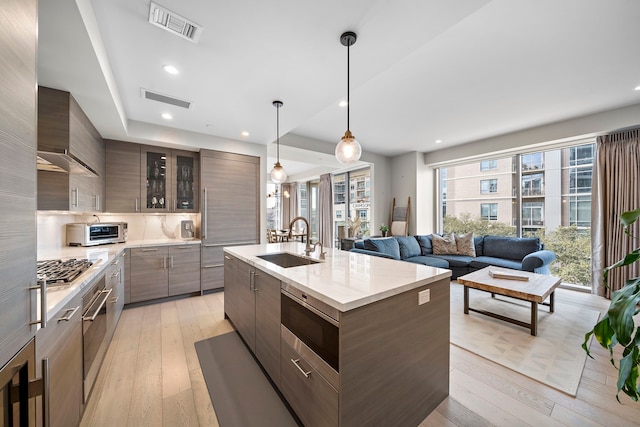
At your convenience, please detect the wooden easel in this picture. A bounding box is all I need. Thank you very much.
[390,197,410,236]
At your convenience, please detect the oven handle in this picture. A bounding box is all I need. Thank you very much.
[82,288,112,322]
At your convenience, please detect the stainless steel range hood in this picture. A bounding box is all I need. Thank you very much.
[37,148,98,177]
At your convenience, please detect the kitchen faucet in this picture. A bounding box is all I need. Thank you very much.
[289,216,316,257]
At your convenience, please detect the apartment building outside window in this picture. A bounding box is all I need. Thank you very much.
[438,141,595,287]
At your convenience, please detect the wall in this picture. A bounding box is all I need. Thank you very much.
[390,153,418,235]
[37,212,200,255]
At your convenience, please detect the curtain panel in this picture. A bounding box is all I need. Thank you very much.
[318,174,333,248]
[591,129,640,297]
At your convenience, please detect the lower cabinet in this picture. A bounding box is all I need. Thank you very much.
[280,341,339,427]
[227,258,281,386]
[201,244,224,291]
[130,244,201,303]
[106,250,125,340]
[36,292,83,427]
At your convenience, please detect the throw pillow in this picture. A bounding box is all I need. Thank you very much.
[363,237,401,260]
[396,236,421,259]
[455,232,476,257]
[431,233,458,255]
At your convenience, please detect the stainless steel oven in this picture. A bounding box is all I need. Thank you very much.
[281,285,340,373]
[82,274,111,402]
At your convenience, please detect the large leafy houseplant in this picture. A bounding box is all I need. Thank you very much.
[583,208,640,402]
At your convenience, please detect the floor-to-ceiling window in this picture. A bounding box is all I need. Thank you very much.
[266,182,282,230]
[438,141,594,287]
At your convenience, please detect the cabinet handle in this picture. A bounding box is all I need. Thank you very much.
[95,194,100,211]
[121,251,126,258]
[42,357,50,427]
[57,306,80,322]
[110,295,119,304]
[249,271,254,291]
[177,246,191,249]
[141,248,158,252]
[135,197,139,212]
[203,264,224,269]
[170,256,174,269]
[111,270,121,279]
[72,188,79,208]
[290,359,311,378]
[162,257,167,270]
[224,255,231,260]
[111,258,120,266]
[203,187,208,240]
[29,281,47,328]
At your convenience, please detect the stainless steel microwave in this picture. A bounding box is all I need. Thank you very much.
[66,222,128,246]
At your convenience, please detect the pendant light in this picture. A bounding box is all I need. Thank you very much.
[335,31,362,165]
[270,100,287,184]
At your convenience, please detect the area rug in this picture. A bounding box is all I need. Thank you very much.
[195,332,299,427]
[449,282,600,396]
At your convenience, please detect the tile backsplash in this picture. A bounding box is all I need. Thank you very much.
[37,212,200,253]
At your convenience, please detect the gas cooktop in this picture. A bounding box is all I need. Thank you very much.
[37,258,94,287]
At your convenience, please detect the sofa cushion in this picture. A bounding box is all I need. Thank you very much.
[404,256,450,269]
[455,232,476,257]
[363,237,401,260]
[395,236,421,259]
[432,233,458,255]
[415,235,433,255]
[469,256,523,271]
[474,236,484,256]
[482,236,541,261]
[429,254,475,268]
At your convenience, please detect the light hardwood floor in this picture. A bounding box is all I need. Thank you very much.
[80,288,640,427]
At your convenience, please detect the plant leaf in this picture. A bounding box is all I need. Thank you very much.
[592,315,615,349]
[607,282,640,346]
[620,208,640,228]
[617,345,640,402]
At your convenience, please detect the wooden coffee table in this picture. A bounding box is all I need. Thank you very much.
[457,267,561,336]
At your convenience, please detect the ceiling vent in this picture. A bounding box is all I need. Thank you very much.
[141,88,192,109]
[148,2,203,43]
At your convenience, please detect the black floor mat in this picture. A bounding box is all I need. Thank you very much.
[195,331,299,427]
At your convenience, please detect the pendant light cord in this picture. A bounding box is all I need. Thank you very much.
[276,104,280,162]
[346,41,350,131]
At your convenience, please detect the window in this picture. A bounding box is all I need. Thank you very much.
[480,160,497,171]
[437,141,595,287]
[522,202,544,226]
[480,179,497,194]
[480,203,498,221]
[522,173,544,196]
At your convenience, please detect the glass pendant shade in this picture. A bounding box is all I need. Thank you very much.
[335,130,362,165]
[270,161,287,184]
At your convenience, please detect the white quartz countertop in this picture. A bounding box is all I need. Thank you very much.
[225,242,452,312]
[38,239,201,320]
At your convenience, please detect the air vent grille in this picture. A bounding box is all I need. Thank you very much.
[141,88,191,109]
[149,2,202,43]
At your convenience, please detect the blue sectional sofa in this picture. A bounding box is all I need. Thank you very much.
[350,234,556,279]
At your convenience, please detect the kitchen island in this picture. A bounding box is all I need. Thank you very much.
[224,242,452,427]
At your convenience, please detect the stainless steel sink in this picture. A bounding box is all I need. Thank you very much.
[256,252,320,268]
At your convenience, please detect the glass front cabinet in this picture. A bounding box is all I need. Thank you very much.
[141,146,199,213]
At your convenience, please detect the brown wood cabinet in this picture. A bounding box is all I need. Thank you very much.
[106,251,126,340]
[200,150,259,290]
[105,140,141,212]
[226,259,281,386]
[105,140,199,213]
[37,86,105,212]
[130,244,201,303]
[0,0,38,369]
[35,292,83,427]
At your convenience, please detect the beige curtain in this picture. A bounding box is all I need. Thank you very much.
[591,129,640,297]
[280,183,296,228]
[318,174,333,248]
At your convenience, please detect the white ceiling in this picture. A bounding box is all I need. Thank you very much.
[38,0,640,174]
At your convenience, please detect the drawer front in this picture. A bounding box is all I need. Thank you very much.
[201,265,224,291]
[202,244,224,266]
[280,341,339,427]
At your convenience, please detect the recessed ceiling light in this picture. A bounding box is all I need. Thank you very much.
[338,100,347,107]
[241,131,250,137]
[635,85,640,91]
[163,65,179,75]
[435,139,442,144]
[161,113,173,120]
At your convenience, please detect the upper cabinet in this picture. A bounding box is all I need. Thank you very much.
[37,86,105,212]
[0,0,37,368]
[105,140,198,213]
